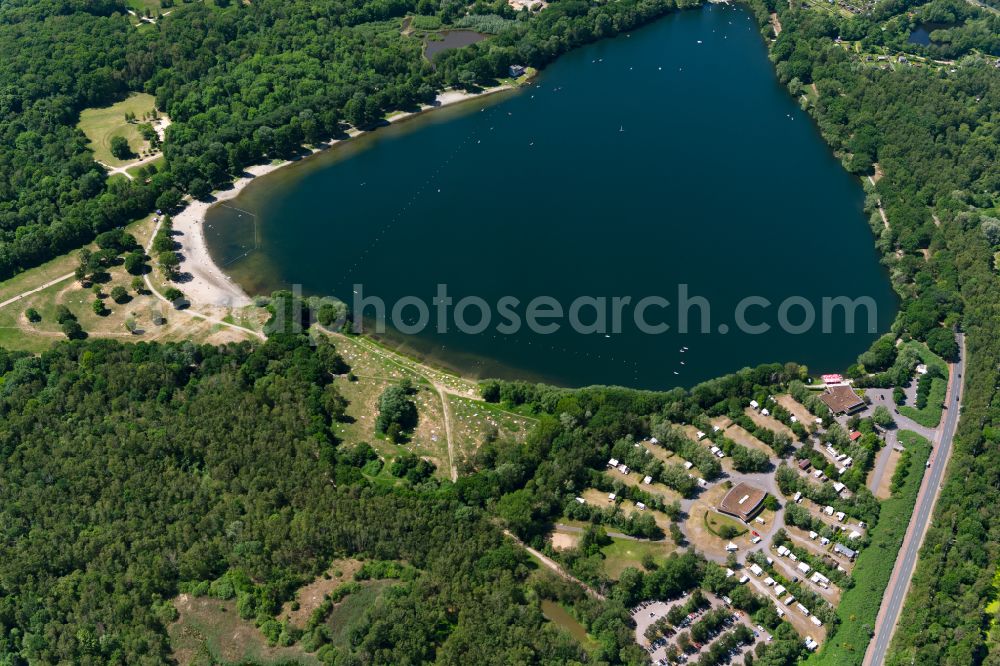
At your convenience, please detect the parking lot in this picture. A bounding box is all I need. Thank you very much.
[631,593,763,664]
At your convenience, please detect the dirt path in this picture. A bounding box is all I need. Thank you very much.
[98,152,164,181]
[436,384,458,481]
[339,334,536,481]
[0,272,74,310]
[143,215,264,340]
[503,529,606,600]
[868,176,890,230]
[343,335,462,478]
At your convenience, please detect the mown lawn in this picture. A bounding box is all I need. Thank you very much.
[703,510,747,538]
[78,93,157,166]
[600,537,676,579]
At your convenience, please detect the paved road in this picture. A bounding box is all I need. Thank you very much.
[864,333,966,665]
[862,392,935,496]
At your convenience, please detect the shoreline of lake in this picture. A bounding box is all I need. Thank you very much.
[198,5,898,389]
[171,84,516,309]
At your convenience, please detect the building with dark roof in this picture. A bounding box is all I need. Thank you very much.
[819,385,866,415]
[718,482,768,523]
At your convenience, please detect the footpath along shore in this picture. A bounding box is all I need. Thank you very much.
[171,85,515,308]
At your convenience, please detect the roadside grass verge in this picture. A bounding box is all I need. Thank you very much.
[808,430,931,665]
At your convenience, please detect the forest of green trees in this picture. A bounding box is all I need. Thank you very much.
[0,335,595,664]
[1,0,999,661]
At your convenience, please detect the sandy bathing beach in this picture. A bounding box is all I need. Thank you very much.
[171,85,513,309]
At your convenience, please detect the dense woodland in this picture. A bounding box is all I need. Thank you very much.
[0,336,594,664]
[1,0,999,662]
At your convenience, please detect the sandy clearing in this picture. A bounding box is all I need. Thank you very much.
[775,394,818,430]
[875,449,902,500]
[550,531,579,551]
[280,558,363,627]
[170,164,276,308]
[744,408,795,439]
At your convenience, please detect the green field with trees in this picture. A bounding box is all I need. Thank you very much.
[0,0,999,661]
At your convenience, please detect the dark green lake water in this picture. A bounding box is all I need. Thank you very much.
[206,4,896,390]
